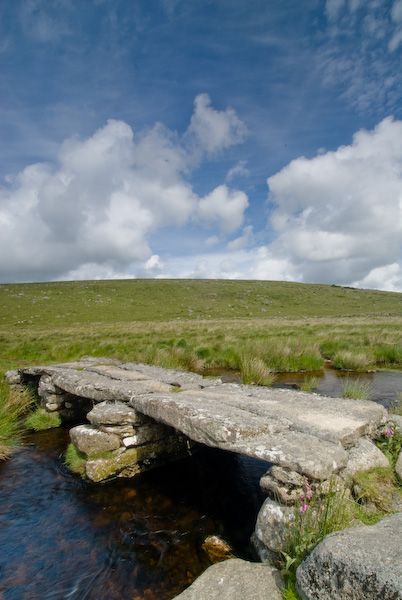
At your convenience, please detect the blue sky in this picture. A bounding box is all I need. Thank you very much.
[1,0,402,289]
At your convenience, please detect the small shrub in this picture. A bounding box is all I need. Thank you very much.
[239,355,276,386]
[65,443,86,476]
[25,407,61,431]
[332,350,373,371]
[342,379,371,400]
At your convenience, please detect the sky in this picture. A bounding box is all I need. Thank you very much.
[0,0,402,290]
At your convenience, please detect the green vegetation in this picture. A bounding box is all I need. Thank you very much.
[65,443,86,475]
[352,466,400,512]
[239,355,276,385]
[332,350,373,371]
[341,379,371,400]
[0,279,400,377]
[0,376,33,459]
[25,407,61,431]
[375,428,402,470]
[389,394,402,416]
[300,377,318,393]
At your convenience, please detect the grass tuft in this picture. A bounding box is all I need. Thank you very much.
[0,377,33,460]
[332,350,373,371]
[341,378,371,400]
[239,355,276,386]
[25,407,61,431]
[300,377,318,392]
[352,467,399,512]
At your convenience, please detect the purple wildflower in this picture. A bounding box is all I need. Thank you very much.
[300,503,309,514]
[384,426,394,438]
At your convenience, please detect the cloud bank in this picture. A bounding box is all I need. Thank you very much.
[1,106,402,291]
[0,94,248,282]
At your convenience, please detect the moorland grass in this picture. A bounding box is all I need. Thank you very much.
[65,443,86,476]
[0,376,33,459]
[25,407,61,431]
[0,280,400,377]
[341,378,371,400]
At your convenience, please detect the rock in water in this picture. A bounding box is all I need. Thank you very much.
[201,535,233,562]
[296,513,402,599]
[172,558,282,600]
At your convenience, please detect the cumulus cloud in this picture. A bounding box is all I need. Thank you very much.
[0,95,248,282]
[266,117,402,289]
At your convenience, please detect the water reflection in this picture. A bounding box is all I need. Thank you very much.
[0,430,267,600]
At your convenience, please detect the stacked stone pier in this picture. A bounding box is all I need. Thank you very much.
[7,357,399,560]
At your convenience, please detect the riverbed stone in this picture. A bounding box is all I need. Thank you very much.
[201,535,234,562]
[253,498,294,559]
[87,401,147,426]
[296,513,402,599]
[341,437,390,478]
[396,451,402,481]
[70,425,121,456]
[172,558,283,600]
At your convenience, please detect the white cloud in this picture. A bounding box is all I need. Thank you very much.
[267,117,402,288]
[197,185,249,234]
[185,93,248,159]
[0,95,248,282]
[145,254,164,271]
[227,225,253,251]
[354,263,402,292]
[226,160,250,182]
[326,0,345,21]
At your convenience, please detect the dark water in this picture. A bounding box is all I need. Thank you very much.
[0,430,268,600]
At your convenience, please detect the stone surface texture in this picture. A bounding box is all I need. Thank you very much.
[70,425,121,456]
[172,558,282,600]
[296,513,402,600]
[16,359,388,481]
[254,498,294,556]
[341,437,390,478]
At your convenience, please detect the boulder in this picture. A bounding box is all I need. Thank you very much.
[396,451,402,481]
[70,425,121,456]
[172,558,282,600]
[296,513,402,599]
[253,498,294,559]
[5,370,21,384]
[341,438,390,478]
[87,401,147,426]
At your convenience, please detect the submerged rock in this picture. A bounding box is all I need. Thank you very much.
[172,558,282,600]
[201,535,234,562]
[296,513,402,599]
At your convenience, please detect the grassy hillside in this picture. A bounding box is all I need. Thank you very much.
[0,279,401,374]
[0,279,401,328]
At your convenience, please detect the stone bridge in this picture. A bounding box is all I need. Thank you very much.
[8,356,396,559]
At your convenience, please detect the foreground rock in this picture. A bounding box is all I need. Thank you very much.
[296,513,402,599]
[173,559,282,600]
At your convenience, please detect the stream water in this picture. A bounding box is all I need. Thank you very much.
[1,367,401,599]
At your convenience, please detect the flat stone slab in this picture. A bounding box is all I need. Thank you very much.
[172,558,282,600]
[296,513,402,599]
[15,360,388,480]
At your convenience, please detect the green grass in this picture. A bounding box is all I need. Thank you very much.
[0,280,400,376]
[239,355,276,385]
[342,379,371,400]
[25,407,61,431]
[352,467,400,512]
[332,350,373,371]
[65,443,87,476]
[0,377,33,459]
[389,394,402,416]
[300,377,318,393]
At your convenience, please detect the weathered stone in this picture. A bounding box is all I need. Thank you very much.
[85,435,189,482]
[260,474,301,504]
[341,437,390,478]
[38,375,60,397]
[391,415,402,431]
[41,393,65,411]
[253,498,294,558]
[296,513,402,599]
[396,451,402,481]
[87,401,147,426]
[70,425,121,456]
[130,389,348,479]
[121,423,168,447]
[99,424,136,437]
[172,558,283,600]
[268,466,305,487]
[201,536,234,562]
[5,370,21,384]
